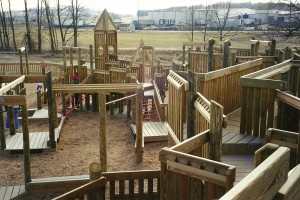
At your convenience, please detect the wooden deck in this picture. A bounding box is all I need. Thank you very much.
[130,122,168,142]
[0,185,26,200]
[2,115,65,153]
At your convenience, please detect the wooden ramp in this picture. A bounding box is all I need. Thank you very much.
[0,185,26,200]
[130,122,168,142]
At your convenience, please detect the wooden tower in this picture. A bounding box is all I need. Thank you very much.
[94,9,118,71]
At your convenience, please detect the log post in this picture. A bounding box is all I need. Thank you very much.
[209,100,223,162]
[223,40,230,68]
[21,89,31,186]
[19,48,24,75]
[47,71,56,149]
[86,94,90,111]
[182,45,186,65]
[187,71,197,139]
[0,106,6,150]
[70,47,73,67]
[8,106,15,136]
[99,93,107,172]
[136,84,143,163]
[63,43,67,67]
[207,38,214,72]
[278,49,284,63]
[25,46,29,75]
[89,162,104,199]
[37,89,42,110]
[251,40,259,56]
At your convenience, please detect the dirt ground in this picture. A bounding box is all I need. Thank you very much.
[0,83,167,187]
[0,50,174,191]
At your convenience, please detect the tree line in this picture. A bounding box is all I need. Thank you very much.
[0,0,84,54]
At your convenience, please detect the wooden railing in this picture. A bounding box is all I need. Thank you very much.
[197,58,266,114]
[239,59,297,138]
[189,52,224,73]
[167,70,189,142]
[161,102,235,200]
[52,170,160,200]
[0,62,64,78]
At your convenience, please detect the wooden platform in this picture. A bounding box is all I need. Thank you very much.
[0,185,26,200]
[222,109,264,154]
[130,122,168,142]
[222,154,254,185]
[3,116,65,153]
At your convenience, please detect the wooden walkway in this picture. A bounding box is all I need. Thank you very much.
[0,185,26,200]
[130,122,168,142]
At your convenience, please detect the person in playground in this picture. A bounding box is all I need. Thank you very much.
[5,105,19,133]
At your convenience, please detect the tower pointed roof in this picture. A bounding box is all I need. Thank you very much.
[94,9,117,31]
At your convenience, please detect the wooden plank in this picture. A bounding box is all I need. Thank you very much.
[0,187,6,200]
[222,133,238,144]
[10,185,22,199]
[3,186,13,200]
[225,134,247,144]
[220,147,290,200]
[276,89,300,110]
[0,96,26,106]
[0,75,25,95]
[240,78,288,90]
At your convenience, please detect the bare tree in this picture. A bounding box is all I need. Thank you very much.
[57,0,73,45]
[43,0,56,54]
[8,0,17,50]
[24,0,33,52]
[37,0,43,53]
[0,0,10,49]
[207,1,235,41]
[70,0,85,47]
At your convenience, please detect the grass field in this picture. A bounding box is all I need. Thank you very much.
[77,29,254,50]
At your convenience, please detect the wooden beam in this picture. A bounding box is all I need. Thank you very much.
[209,101,223,162]
[0,75,25,95]
[46,71,56,149]
[99,93,107,172]
[198,59,263,82]
[276,90,300,110]
[21,93,31,185]
[0,75,46,83]
[240,78,288,90]
[171,130,209,153]
[0,95,26,105]
[52,83,138,94]
[136,84,143,163]
[0,106,5,149]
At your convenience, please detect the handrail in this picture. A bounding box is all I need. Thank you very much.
[53,177,107,200]
[167,70,189,91]
[276,89,300,110]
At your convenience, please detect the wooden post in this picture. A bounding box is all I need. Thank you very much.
[207,39,214,72]
[53,92,58,128]
[93,94,98,112]
[0,106,6,150]
[278,49,284,63]
[21,89,31,185]
[182,45,186,65]
[63,43,67,67]
[223,40,230,68]
[70,47,73,67]
[8,106,15,135]
[37,89,42,109]
[270,39,276,56]
[187,71,197,139]
[136,84,143,163]
[78,48,82,68]
[19,48,24,75]
[99,93,107,172]
[284,46,290,60]
[25,46,29,75]
[86,94,90,111]
[46,71,56,149]
[251,41,259,56]
[209,101,223,162]
[89,162,104,199]
[89,44,94,77]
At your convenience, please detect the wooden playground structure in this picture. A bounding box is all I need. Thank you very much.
[1,9,300,200]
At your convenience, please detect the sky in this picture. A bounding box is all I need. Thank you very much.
[2,0,271,15]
